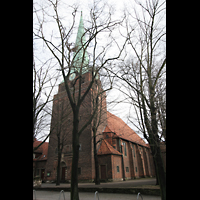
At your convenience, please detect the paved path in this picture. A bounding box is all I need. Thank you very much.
[33,190,161,200]
[35,178,160,197]
[41,178,157,188]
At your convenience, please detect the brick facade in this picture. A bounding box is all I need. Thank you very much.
[45,72,106,182]
[33,139,48,181]
[42,71,157,182]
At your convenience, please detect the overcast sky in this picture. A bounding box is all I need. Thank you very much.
[33,0,165,142]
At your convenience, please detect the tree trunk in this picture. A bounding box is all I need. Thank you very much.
[71,143,79,200]
[150,140,166,200]
[154,145,166,200]
[93,131,100,185]
[142,95,166,199]
[71,111,80,200]
[153,159,159,185]
[56,136,61,186]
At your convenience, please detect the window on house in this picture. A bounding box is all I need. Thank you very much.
[132,144,135,157]
[122,142,127,156]
[117,166,120,172]
[135,167,137,172]
[119,140,122,153]
[34,153,41,158]
[126,167,129,172]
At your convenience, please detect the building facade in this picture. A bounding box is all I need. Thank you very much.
[39,13,159,183]
[97,112,156,181]
[43,68,156,182]
[33,138,49,182]
[45,70,107,182]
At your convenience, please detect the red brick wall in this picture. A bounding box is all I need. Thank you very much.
[45,71,107,182]
[98,154,123,181]
[128,142,140,178]
[135,145,144,177]
[133,144,140,178]
[45,71,156,182]
[98,154,112,180]
[111,155,123,181]
[121,140,131,180]
[96,137,156,181]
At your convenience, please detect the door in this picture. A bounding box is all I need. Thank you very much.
[61,167,66,181]
[41,169,45,181]
[100,165,106,180]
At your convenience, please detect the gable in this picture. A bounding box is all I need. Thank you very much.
[97,140,121,156]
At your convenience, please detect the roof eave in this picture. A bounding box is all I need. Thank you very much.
[114,135,150,148]
[97,153,121,156]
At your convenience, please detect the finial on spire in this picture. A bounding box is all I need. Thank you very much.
[81,11,82,16]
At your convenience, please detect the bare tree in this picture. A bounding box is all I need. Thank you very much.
[107,0,166,199]
[33,51,59,149]
[33,0,127,199]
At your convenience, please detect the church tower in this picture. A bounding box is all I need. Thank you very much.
[45,13,107,183]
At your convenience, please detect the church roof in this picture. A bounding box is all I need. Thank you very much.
[97,139,122,156]
[72,12,89,74]
[33,139,49,161]
[106,111,147,147]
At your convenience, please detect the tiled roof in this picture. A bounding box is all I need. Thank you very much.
[33,140,43,153]
[106,111,147,147]
[97,139,122,156]
[33,139,49,161]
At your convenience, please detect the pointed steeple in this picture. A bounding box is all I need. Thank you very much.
[72,12,89,74]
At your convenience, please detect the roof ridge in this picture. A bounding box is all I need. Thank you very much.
[106,111,147,147]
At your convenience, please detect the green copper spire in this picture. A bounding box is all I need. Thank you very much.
[72,11,89,74]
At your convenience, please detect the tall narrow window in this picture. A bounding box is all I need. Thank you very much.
[122,141,127,156]
[132,144,135,157]
[124,142,127,156]
[119,140,122,153]
[117,166,120,172]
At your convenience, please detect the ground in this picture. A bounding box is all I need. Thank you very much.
[33,178,161,199]
[40,177,158,188]
[33,191,161,200]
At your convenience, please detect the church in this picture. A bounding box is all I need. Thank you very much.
[42,13,156,183]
